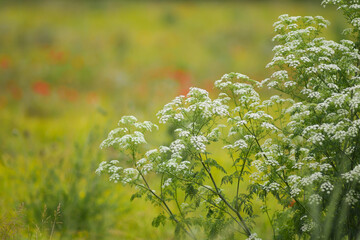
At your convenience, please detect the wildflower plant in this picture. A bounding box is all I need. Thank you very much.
[98,0,360,239]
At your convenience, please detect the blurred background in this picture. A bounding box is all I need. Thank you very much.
[0,1,347,239]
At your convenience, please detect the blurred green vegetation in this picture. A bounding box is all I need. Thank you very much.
[0,1,347,239]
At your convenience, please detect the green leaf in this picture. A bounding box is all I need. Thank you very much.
[221,175,233,186]
[130,191,143,201]
[206,207,214,218]
[152,213,167,227]
[184,184,198,201]
[205,158,227,174]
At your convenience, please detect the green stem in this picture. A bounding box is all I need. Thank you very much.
[132,151,196,240]
[199,154,252,236]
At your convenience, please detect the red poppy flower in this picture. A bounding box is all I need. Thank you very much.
[289,199,296,207]
[32,81,50,96]
[49,50,66,64]
[0,57,10,69]
[172,70,191,85]
[171,69,192,95]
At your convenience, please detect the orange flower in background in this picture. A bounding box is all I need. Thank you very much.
[171,69,192,95]
[49,50,66,64]
[172,69,191,85]
[0,56,10,69]
[86,92,98,104]
[289,199,296,207]
[57,86,78,102]
[5,81,22,100]
[10,86,23,100]
[32,81,50,96]
[148,67,170,79]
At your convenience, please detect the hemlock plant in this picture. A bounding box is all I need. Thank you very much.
[97,1,360,239]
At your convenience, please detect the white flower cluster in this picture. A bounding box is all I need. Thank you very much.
[162,178,172,189]
[190,135,208,153]
[141,163,153,175]
[100,116,158,151]
[207,126,224,142]
[300,172,323,187]
[321,0,341,6]
[175,128,190,138]
[122,168,139,184]
[215,72,260,106]
[96,160,139,184]
[262,182,281,192]
[263,13,360,99]
[345,190,360,206]
[156,153,191,176]
[246,233,262,240]
[352,18,360,29]
[309,194,322,205]
[215,72,250,90]
[170,139,186,158]
[320,181,334,194]
[323,1,360,31]
[223,139,248,151]
[144,145,192,177]
[157,87,229,125]
[244,111,273,121]
[342,164,360,183]
[301,220,316,233]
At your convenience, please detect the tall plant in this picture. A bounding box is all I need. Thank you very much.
[98,0,360,239]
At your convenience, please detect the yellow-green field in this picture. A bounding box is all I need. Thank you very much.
[0,1,347,239]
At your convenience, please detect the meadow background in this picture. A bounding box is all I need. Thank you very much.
[0,1,347,239]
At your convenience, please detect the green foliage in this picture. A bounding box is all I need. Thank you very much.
[0,203,62,240]
[24,130,118,239]
[0,123,121,239]
[152,213,167,228]
[0,204,27,240]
